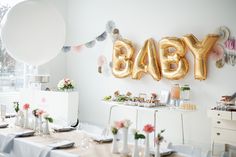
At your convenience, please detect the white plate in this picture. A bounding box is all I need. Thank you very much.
[0,123,8,128]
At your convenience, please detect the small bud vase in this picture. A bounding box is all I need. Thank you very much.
[38,116,43,135]
[111,134,119,154]
[155,143,160,157]
[144,133,150,157]
[120,128,129,155]
[33,117,38,131]
[24,110,29,129]
[43,120,50,135]
[15,112,20,126]
[132,139,139,157]
[19,112,24,127]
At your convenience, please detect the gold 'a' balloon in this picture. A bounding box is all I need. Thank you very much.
[159,37,189,80]
[183,34,219,80]
[112,39,134,78]
[132,38,161,81]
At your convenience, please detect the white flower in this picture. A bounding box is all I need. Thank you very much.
[57,80,64,89]
[42,113,49,119]
[123,119,132,128]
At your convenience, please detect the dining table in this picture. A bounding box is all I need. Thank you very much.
[0,120,185,157]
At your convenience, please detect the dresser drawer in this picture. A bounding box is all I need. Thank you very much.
[212,128,236,143]
[212,119,236,130]
[233,112,236,121]
[208,110,232,120]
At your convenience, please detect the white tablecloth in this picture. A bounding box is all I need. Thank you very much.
[0,127,79,157]
[0,126,184,157]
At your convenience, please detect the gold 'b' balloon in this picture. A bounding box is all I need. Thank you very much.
[183,34,219,80]
[132,38,161,81]
[159,37,189,80]
[112,39,134,78]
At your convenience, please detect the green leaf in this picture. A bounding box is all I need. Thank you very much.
[46,117,53,123]
[135,133,145,140]
[111,127,118,135]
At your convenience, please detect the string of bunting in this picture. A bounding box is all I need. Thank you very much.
[61,21,123,53]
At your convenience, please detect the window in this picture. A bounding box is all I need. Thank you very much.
[0,2,35,92]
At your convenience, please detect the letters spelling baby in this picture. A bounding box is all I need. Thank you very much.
[112,34,219,80]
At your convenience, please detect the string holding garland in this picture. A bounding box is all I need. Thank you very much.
[62,20,122,53]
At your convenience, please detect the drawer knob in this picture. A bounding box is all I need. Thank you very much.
[217,114,220,116]
[217,121,221,124]
[217,133,220,136]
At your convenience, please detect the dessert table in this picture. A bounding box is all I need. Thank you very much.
[0,123,185,157]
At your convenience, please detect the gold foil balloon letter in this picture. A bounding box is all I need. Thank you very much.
[132,39,161,81]
[159,37,189,80]
[112,39,134,78]
[183,34,219,80]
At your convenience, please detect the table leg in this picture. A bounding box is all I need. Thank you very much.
[181,113,185,144]
[154,111,157,147]
[135,110,139,129]
[106,105,117,135]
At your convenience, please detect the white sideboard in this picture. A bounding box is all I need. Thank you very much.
[20,90,79,126]
[208,110,236,154]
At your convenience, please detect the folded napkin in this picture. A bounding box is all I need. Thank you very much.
[47,140,75,149]
[0,130,35,154]
[84,132,112,143]
[52,126,75,132]
[38,140,74,157]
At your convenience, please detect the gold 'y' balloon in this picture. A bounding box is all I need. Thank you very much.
[159,37,189,80]
[183,34,219,80]
[112,39,134,78]
[132,38,161,81]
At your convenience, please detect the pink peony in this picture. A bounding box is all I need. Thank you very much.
[143,124,155,133]
[23,103,30,110]
[36,109,45,116]
[115,121,125,129]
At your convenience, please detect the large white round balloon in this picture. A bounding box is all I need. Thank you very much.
[1,0,66,66]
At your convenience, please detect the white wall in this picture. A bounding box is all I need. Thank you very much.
[65,0,236,151]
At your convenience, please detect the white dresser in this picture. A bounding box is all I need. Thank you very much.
[208,110,236,154]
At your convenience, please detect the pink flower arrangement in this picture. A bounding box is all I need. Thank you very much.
[115,121,124,129]
[143,124,155,133]
[36,109,45,117]
[57,78,75,90]
[114,119,132,129]
[23,103,30,110]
